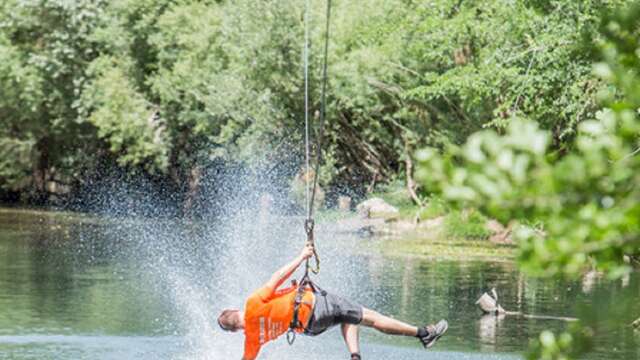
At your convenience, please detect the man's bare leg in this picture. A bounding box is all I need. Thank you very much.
[341,323,360,354]
[360,308,418,336]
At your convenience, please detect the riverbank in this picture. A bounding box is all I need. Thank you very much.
[328,212,516,262]
[324,183,517,262]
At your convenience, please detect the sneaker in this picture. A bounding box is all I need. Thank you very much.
[418,319,448,349]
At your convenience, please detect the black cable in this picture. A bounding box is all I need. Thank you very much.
[307,0,332,221]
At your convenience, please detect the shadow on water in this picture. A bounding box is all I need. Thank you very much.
[0,209,638,359]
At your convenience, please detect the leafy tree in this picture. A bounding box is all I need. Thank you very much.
[416,2,640,358]
[322,0,620,198]
[416,2,639,280]
[82,56,168,172]
[0,0,631,211]
[0,32,41,192]
[0,0,108,201]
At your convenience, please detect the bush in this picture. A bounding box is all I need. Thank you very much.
[369,179,414,209]
[444,209,490,240]
[418,196,448,221]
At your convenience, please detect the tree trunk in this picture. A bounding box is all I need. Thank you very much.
[403,139,422,207]
[31,137,50,204]
[183,166,202,218]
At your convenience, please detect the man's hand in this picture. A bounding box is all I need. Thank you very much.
[300,243,314,260]
[264,243,316,293]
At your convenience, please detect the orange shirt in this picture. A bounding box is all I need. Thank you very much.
[242,283,315,360]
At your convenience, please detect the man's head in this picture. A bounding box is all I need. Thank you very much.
[217,309,243,332]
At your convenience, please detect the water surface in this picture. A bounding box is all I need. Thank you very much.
[0,209,637,359]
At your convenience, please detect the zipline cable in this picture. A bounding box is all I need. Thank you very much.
[304,0,311,220]
[304,0,332,276]
[307,0,332,223]
[287,0,332,345]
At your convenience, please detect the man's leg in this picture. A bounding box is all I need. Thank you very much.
[341,323,360,357]
[360,307,448,349]
[360,308,418,336]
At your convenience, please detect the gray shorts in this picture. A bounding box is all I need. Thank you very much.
[304,291,363,336]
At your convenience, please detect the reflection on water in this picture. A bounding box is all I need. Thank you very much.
[0,209,638,359]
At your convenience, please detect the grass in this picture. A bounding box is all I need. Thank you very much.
[369,180,449,223]
[360,181,515,261]
[316,208,351,223]
[395,199,448,222]
[375,232,516,262]
[444,209,491,240]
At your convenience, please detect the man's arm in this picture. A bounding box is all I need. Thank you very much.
[263,244,314,293]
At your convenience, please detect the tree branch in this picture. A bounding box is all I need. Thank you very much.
[404,140,422,207]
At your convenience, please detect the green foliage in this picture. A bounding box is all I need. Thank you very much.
[417,1,640,280]
[0,138,34,191]
[525,324,594,360]
[401,0,616,137]
[0,0,632,211]
[444,209,491,240]
[82,56,168,172]
[0,33,41,190]
[417,197,448,221]
[0,0,108,196]
[369,179,414,209]
[415,3,640,358]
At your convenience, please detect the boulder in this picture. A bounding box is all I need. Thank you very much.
[337,196,352,212]
[356,198,399,218]
[486,220,513,244]
[417,216,445,230]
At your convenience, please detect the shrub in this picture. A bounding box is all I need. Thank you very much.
[444,209,490,240]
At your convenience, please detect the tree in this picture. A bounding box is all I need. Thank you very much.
[416,2,640,358]
[0,0,109,202]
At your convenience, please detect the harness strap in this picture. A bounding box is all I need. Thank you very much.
[286,275,326,345]
[286,277,308,345]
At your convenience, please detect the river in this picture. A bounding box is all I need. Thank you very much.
[0,209,637,359]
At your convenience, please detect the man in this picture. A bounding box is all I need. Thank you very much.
[218,244,448,360]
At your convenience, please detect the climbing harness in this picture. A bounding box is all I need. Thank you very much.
[286,272,326,345]
[287,0,332,345]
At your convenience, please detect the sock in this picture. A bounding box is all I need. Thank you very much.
[416,327,429,338]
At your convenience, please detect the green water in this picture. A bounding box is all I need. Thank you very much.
[0,209,638,360]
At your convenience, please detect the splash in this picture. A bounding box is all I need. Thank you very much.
[83,163,368,359]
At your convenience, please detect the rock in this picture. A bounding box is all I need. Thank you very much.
[356,198,399,219]
[386,219,416,234]
[45,180,71,195]
[417,216,445,230]
[337,196,351,212]
[333,216,386,237]
[486,220,505,233]
[486,219,513,244]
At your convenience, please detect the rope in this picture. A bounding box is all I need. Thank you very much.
[302,0,332,275]
[288,1,332,345]
[304,0,311,219]
[307,0,332,222]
